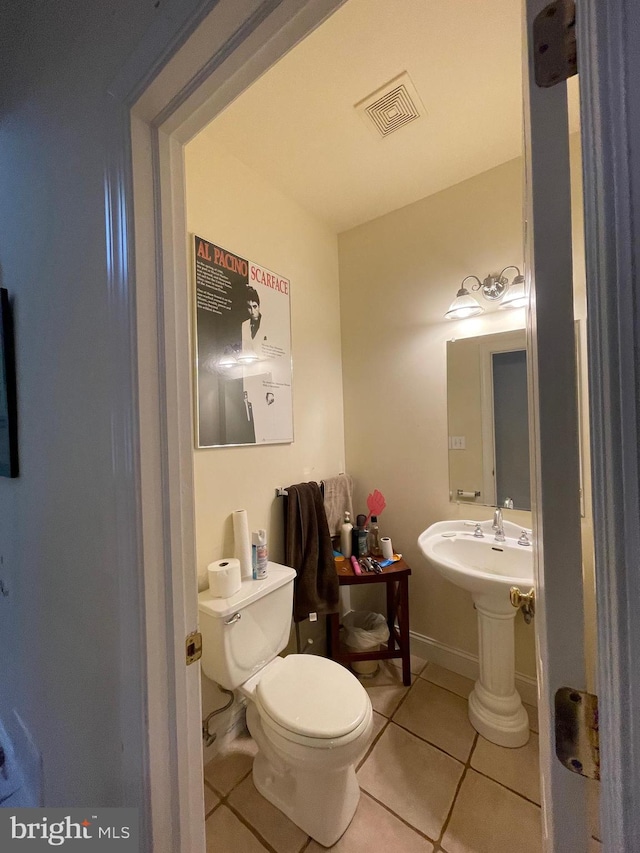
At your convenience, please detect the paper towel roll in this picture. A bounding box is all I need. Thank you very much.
[208,558,242,599]
[233,509,253,579]
[381,537,394,560]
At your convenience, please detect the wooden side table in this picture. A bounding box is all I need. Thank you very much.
[326,556,412,686]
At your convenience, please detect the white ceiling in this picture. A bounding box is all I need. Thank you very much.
[195,0,580,233]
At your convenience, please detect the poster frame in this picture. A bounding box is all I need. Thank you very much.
[191,235,294,449]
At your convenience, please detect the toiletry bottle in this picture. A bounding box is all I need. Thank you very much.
[252,529,268,579]
[368,516,382,557]
[340,511,353,558]
[351,524,359,560]
[355,514,369,557]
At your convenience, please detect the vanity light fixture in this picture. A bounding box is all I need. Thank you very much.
[444,276,485,320]
[444,266,526,319]
[498,267,527,309]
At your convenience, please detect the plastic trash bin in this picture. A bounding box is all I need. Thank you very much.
[342,611,390,676]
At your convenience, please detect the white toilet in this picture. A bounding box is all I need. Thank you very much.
[198,562,373,847]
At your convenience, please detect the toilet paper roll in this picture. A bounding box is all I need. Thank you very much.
[233,509,253,579]
[208,558,242,599]
[381,537,394,560]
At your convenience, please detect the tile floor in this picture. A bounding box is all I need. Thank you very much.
[203,657,601,852]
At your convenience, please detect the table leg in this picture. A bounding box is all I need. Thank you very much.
[399,577,411,686]
[386,581,396,654]
[326,612,340,660]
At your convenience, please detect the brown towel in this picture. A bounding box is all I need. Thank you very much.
[322,474,354,537]
[285,482,339,622]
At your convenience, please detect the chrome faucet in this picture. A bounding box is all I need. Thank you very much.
[493,507,506,542]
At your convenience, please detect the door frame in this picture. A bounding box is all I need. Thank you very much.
[577,1,640,848]
[524,0,587,845]
[102,0,640,850]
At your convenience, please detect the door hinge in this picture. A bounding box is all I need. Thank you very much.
[186,630,202,665]
[533,0,577,88]
[555,687,599,780]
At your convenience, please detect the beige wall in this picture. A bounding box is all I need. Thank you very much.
[185,135,346,582]
[185,133,347,734]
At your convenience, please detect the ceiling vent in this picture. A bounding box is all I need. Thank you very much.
[355,72,425,138]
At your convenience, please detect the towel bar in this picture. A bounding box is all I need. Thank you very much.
[275,483,327,498]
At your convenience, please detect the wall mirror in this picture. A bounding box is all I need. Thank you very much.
[447,329,531,511]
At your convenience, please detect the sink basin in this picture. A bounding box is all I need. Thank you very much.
[418,519,535,748]
[418,519,533,599]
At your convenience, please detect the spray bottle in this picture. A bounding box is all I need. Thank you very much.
[340,511,353,558]
[252,529,268,579]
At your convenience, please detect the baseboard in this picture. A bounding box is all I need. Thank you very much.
[410,630,538,707]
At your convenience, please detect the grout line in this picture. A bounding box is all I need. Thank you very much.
[387,718,469,767]
[390,658,428,678]
[358,790,439,847]
[224,799,279,853]
[419,669,487,707]
[205,764,311,853]
[419,676,474,703]
[205,800,224,820]
[467,723,542,808]
[204,797,219,819]
[215,763,254,800]
[468,765,541,809]
[434,732,479,850]
[379,671,418,719]
[385,717,542,830]
[356,716,389,771]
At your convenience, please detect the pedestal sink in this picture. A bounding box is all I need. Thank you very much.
[418,519,534,748]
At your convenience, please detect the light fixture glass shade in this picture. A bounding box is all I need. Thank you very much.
[499,276,527,309]
[445,287,484,320]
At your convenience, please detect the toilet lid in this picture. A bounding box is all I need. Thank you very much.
[255,654,370,739]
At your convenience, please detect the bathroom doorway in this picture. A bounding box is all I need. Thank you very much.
[118,0,634,850]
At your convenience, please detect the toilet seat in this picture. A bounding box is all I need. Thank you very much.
[257,702,372,750]
[254,654,371,749]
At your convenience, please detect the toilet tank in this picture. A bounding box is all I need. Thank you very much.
[197,562,296,690]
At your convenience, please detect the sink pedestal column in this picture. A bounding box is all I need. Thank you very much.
[468,592,529,747]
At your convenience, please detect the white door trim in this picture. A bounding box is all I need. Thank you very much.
[523,1,587,848]
[578,1,640,849]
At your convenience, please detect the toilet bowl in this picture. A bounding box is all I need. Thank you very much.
[197,563,373,847]
[243,655,373,846]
